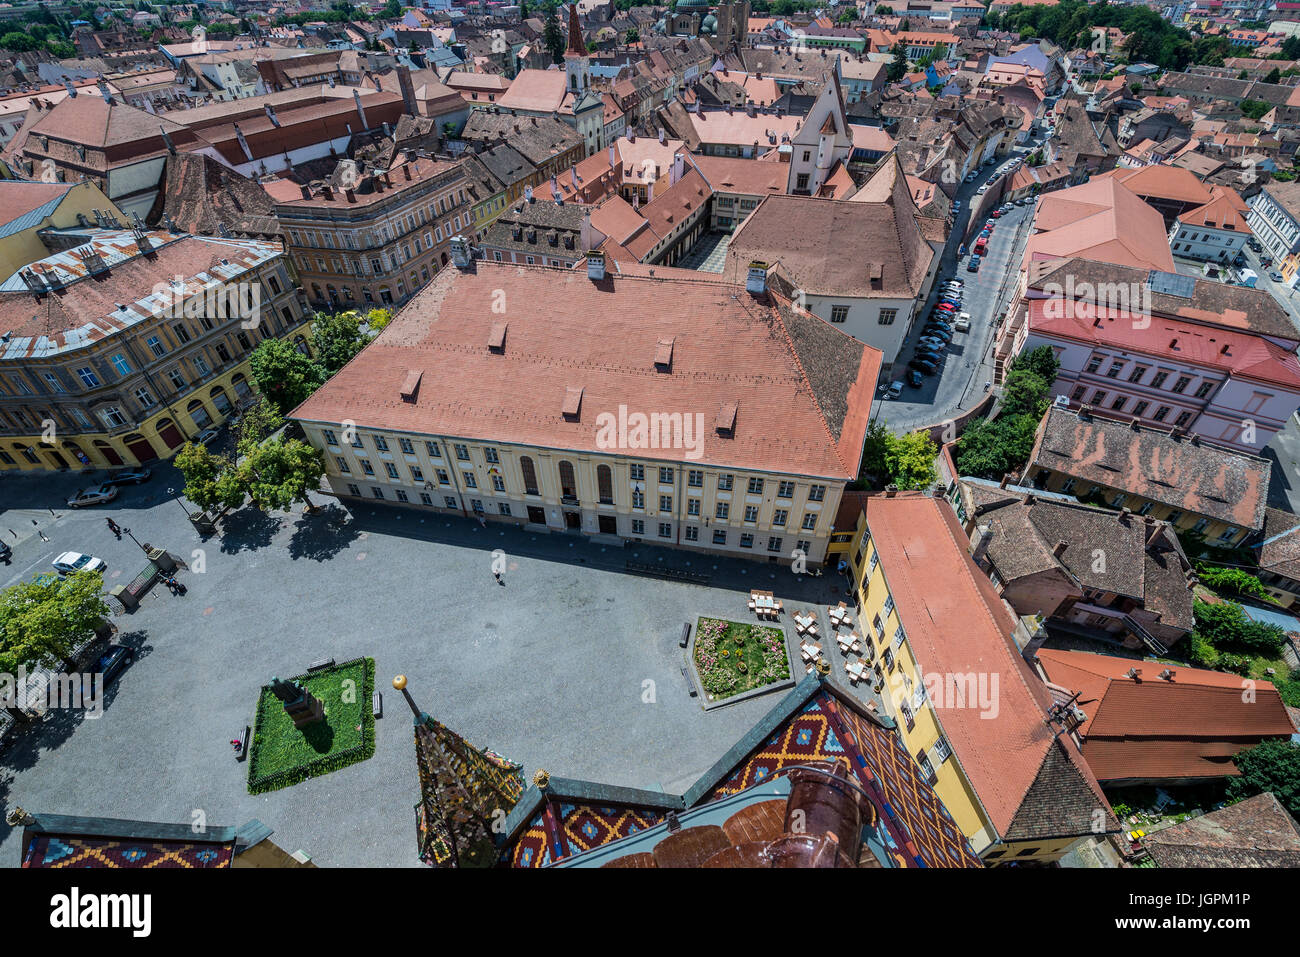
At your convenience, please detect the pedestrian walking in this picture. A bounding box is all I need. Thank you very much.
[493,571,503,585]
[107,518,121,538]
[33,519,48,543]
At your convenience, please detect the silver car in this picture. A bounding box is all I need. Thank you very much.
[52,551,107,575]
[67,484,118,508]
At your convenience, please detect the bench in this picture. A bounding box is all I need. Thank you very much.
[681,665,697,697]
[236,724,250,762]
[307,657,335,673]
[372,691,382,718]
[625,560,710,585]
[678,621,691,648]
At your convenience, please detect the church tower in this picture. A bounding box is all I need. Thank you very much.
[564,4,589,94]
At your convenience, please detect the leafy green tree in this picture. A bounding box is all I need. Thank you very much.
[365,307,394,333]
[860,419,891,483]
[887,44,908,82]
[1000,369,1052,420]
[248,338,325,415]
[1192,599,1287,657]
[175,442,244,515]
[1240,99,1270,120]
[1,32,37,51]
[1265,67,1282,85]
[884,430,938,491]
[238,437,326,512]
[1196,565,1272,602]
[1009,344,1061,384]
[234,396,285,452]
[953,414,1039,481]
[310,309,369,378]
[1226,740,1300,820]
[875,4,894,13]
[625,28,639,44]
[0,572,109,718]
[543,9,565,65]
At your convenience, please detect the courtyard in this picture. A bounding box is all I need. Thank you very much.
[0,465,852,867]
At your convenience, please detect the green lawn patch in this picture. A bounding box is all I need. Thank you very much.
[247,657,375,794]
[693,617,790,701]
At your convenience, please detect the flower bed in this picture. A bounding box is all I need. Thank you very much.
[693,617,791,701]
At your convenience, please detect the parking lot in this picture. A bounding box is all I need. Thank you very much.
[883,166,1037,434]
[0,466,853,866]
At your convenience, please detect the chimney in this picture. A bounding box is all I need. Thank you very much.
[396,64,417,116]
[587,250,606,281]
[670,151,685,186]
[353,88,369,129]
[1125,667,1142,681]
[320,184,334,200]
[264,103,280,127]
[972,524,993,567]
[1052,541,1067,558]
[746,260,768,296]
[449,235,472,270]
[1159,669,1176,681]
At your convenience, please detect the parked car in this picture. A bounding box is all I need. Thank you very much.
[952,200,963,213]
[104,467,152,487]
[1261,257,1274,269]
[984,220,996,231]
[1270,271,1286,282]
[1248,238,1263,252]
[194,427,222,447]
[968,256,982,272]
[909,358,939,375]
[94,645,134,686]
[0,540,10,563]
[917,337,947,351]
[67,484,118,508]
[877,380,903,399]
[907,369,925,388]
[943,279,965,288]
[964,172,977,183]
[952,313,972,332]
[923,324,952,337]
[957,243,968,257]
[990,210,1002,220]
[915,350,944,365]
[976,186,987,196]
[52,551,107,575]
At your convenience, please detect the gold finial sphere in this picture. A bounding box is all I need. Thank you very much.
[533,769,550,789]
[392,675,407,691]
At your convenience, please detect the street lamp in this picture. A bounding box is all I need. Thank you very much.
[166,487,190,520]
[121,526,149,555]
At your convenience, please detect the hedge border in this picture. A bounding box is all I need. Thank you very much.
[247,656,376,795]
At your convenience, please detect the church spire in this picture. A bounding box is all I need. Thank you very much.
[565,4,586,57]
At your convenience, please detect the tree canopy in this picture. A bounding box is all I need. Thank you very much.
[0,572,109,675]
[1226,740,1300,821]
[248,338,325,415]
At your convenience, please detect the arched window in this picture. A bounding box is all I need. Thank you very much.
[597,464,613,504]
[187,398,211,428]
[520,456,540,496]
[558,460,577,502]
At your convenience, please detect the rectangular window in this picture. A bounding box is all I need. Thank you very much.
[167,369,186,391]
[713,529,727,545]
[808,484,825,502]
[1175,410,1193,427]
[688,469,703,487]
[772,509,788,527]
[371,486,384,499]
[385,462,399,479]
[801,513,817,530]
[146,335,165,358]
[631,519,645,535]
[1133,400,1150,417]
[347,483,361,496]
[374,435,390,452]
[336,456,350,473]
[172,323,191,344]
[629,464,645,481]
[1194,381,1213,399]
[744,505,759,523]
[399,437,414,454]
[687,498,700,516]
[462,471,477,488]
[491,473,505,492]
[134,387,155,408]
[830,304,849,323]
[767,536,782,553]
[1106,362,1123,378]
[395,489,409,503]
[632,489,645,509]
[685,525,699,542]
[1153,405,1170,422]
[1085,356,1103,374]
[499,502,512,516]
[748,477,764,495]
[420,492,434,506]
[361,459,375,475]
[411,466,424,483]
[1151,371,1169,389]
[740,533,754,548]
[484,447,499,464]
[660,494,672,512]
[1110,395,1126,410]
[426,441,441,457]
[1172,376,1191,394]
[1129,365,1148,383]
[445,496,457,508]
[454,443,470,461]
[111,353,131,375]
[659,466,674,484]
[718,474,733,491]
[658,522,672,538]
[76,367,100,388]
[778,481,795,498]
[716,502,729,520]
[1091,390,1107,405]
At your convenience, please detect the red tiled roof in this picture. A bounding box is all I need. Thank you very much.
[863,493,1113,840]
[290,263,880,479]
[1037,649,1295,781]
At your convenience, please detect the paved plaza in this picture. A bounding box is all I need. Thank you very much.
[0,465,861,866]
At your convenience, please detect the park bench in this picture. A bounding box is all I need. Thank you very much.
[307,657,335,673]
[678,621,691,648]
[681,665,697,698]
[625,560,710,585]
[372,691,382,718]
[236,724,250,762]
